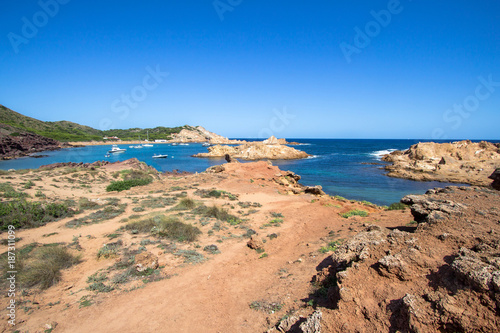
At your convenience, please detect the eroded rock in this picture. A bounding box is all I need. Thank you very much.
[135,252,159,272]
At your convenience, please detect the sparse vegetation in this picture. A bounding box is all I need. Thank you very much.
[106,178,152,192]
[97,241,122,259]
[174,249,205,264]
[319,240,342,253]
[340,209,368,218]
[126,215,202,242]
[249,300,282,314]
[387,202,409,210]
[194,189,238,200]
[0,200,74,230]
[0,183,28,199]
[171,197,196,211]
[65,204,126,228]
[12,245,81,289]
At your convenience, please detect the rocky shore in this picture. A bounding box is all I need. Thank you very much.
[308,185,500,332]
[0,125,67,160]
[382,140,500,186]
[193,142,310,160]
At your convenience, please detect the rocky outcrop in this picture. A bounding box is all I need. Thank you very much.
[0,129,64,160]
[382,140,500,186]
[489,168,500,190]
[312,186,500,332]
[169,126,246,144]
[193,143,310,160]
[401,187,468,224]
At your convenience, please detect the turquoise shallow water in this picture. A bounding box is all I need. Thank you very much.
[0,139,495,205]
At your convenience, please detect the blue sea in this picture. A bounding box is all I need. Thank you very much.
[0,139,491,206]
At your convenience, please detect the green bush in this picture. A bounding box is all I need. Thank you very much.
[340,209,368,218]
[18,245,81,289]
[387,202,409,210]
[0,200,74,230]
[65,205,126,228]
[106,178,152,192]
[0,183,28,199]
[171,197,196,211]
[125,218,157,233]
[155,216,201,242]
[319,240,342,253]
[126,215,201,242]
[203,205,239,223]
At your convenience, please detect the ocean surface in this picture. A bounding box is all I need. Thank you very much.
[0,139,490,206]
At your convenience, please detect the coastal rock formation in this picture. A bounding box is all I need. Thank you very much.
[0,125,65,160]
[169,126,246,144]
[382,140,500,186]
[489,168,500,190]
[313,186,500,332]
[193,143,310,160]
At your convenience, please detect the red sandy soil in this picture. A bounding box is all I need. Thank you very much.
[1,160,497,332]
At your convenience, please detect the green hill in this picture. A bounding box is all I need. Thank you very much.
[0,104,188,142]
[0,104,102,141]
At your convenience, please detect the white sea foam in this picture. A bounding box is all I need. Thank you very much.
[369,149,397,160]
[306,155,319,159]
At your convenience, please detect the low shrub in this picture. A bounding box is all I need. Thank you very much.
[155,216,201,242]
[0,183,28,199]
[319,240,342,253]
[194,189,238,200]
[65,205,126,228]
[171,197,196,211]
[78,197,100,210]
[340,209,368,218]
[126,215,202,242]
[0,200,74,230]
[106,178,152,192]
[387,202,409,210]
[18,245,81,289]
[202,205,239,223]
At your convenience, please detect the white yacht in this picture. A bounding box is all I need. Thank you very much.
[152,154,168,158]
[108,145,126,153]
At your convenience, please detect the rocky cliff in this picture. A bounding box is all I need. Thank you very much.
[382,140,500,186]
[310,185,500,332]
[193,142,310,160]
[0,124,65,160]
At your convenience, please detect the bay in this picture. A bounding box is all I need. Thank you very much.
[0,139,491,206]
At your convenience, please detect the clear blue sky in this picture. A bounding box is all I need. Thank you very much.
[1,0,499,139]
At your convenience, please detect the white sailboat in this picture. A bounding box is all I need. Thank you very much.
[143,130,153,147]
